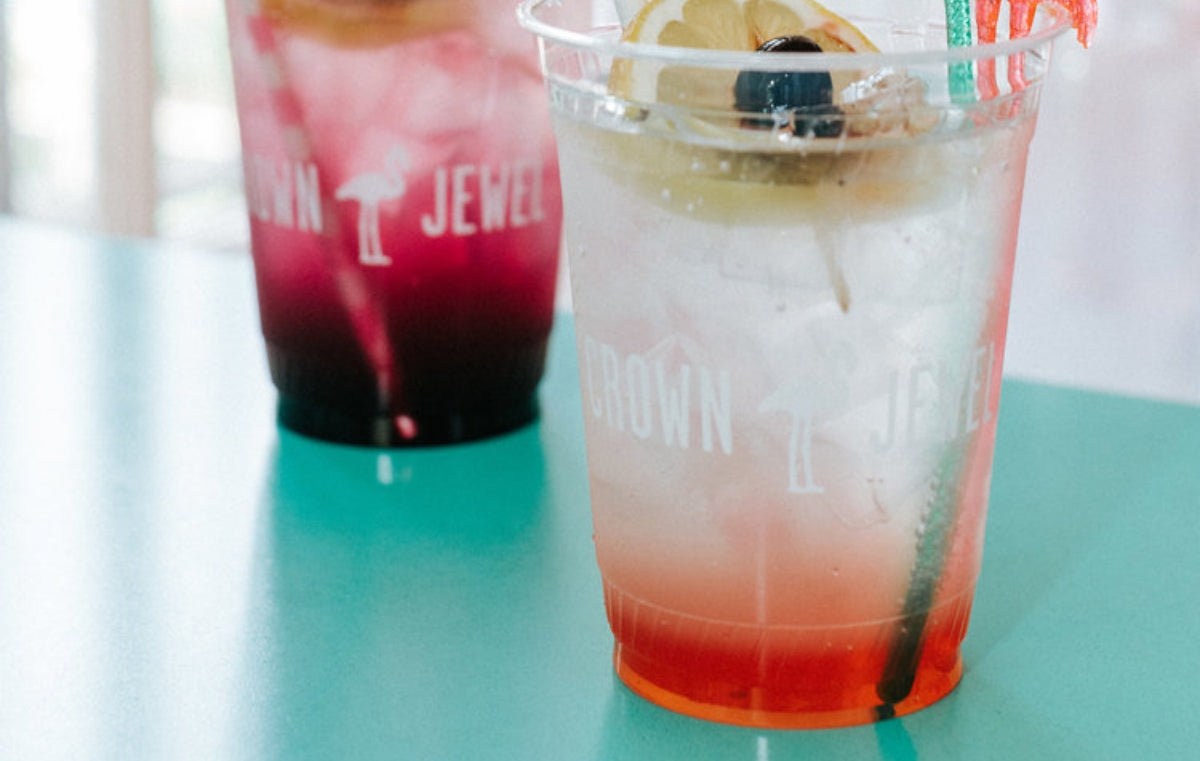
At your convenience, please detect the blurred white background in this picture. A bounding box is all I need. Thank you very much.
[0,0,1196,403]
[1004,0,1200,405]
[3,0,244,248]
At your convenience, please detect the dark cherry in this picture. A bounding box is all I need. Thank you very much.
[733,35,843,138]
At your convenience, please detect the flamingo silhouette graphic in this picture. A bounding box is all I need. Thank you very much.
[758,350,890,528]
[758,345,853,497]
[335,144,410,266]
[759,379,829,496]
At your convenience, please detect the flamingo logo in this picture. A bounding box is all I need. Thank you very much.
[759,381,827,496]
[758,343,854,497]
[335,144,410,266]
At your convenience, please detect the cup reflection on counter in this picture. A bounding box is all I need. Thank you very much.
[249,426,557,757]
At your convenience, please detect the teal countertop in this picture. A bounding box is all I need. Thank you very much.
[0,220,1197,759]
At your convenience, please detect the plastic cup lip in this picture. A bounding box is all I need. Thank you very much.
[516,0,1073,72]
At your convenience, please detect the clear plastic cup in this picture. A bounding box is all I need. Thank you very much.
[520,0,1072,728]
[224,0,562,446]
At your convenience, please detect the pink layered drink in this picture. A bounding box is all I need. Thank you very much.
[225,0,562,445]
[521,0,1091,728]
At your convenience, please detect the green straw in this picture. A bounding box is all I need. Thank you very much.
[944,0,976,103]
[873,5,978,713]
[873,5,977,707]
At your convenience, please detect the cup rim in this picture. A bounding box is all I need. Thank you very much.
[516,0,1073,72]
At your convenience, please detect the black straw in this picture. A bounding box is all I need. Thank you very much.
[875,446,964,709]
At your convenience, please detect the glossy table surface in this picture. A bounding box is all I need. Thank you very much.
[0,219,1197,760]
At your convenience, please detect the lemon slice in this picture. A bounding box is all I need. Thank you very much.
[260,0,473,48]
[610,0,878,107]
[597,0,940,220]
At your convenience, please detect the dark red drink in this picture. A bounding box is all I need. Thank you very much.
[226,0,562,445]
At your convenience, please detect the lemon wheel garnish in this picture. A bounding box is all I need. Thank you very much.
[610,0,878,107]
